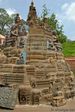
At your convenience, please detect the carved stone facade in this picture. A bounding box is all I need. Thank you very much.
[0,1,75,109]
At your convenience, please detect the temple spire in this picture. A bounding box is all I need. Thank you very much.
[32,0,34,3]
[31,0,34,6]
[27,0,37,25]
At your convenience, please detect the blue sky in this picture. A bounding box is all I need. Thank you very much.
[0,0,75,40]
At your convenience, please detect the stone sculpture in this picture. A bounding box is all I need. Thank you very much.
[0,1,75,109]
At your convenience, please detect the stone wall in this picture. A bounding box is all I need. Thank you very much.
[65,57,75,74]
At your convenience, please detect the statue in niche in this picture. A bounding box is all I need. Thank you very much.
[9,14,27,48]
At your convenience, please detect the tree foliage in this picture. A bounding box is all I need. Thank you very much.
[0,9,26,35]
[0,8,13,35]
[41,5,67,43]
[41,4,49,19]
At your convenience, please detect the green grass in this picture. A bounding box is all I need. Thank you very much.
[62,41,75,57]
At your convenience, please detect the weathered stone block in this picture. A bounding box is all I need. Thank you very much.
[0,85,18,109]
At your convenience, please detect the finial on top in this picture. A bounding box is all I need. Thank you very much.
[31,0,34,6]
[32,0,34,3]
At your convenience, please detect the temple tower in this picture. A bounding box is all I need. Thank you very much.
[0,1,75,108]
[26,1,62,64]
[27,0,37,26]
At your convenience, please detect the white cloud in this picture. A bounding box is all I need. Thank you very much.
[66,3,75,21]
[61,3,69,10]
[61,2,75,22]
[68,36,75,41]
[6,8,17,15]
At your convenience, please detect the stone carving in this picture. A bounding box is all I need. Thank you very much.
[0,85,18,109]
[0,1,75,109]
[19,85,32,104]
[0,49,7,64]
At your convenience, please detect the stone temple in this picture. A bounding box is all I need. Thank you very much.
[0,1,75,109]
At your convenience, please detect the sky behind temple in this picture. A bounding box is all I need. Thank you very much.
[0,0,75,40]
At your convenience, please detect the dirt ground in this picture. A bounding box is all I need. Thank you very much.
[0,99,75,112]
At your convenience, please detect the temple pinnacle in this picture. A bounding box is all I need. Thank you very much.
[32,0,34,3]
[31,0,34,6]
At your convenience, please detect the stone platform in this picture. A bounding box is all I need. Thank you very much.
[0,99,75,112]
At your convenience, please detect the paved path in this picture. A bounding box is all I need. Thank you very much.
[0,99,75,112]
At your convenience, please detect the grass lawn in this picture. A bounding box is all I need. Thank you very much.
[62,41,75,57]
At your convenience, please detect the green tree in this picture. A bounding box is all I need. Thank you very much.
[0,8,13,35]
[41,5,67,43]
[41,4,48,19]
[47,13,58,30]
[56,25,67,43]
[0,9,26,35]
